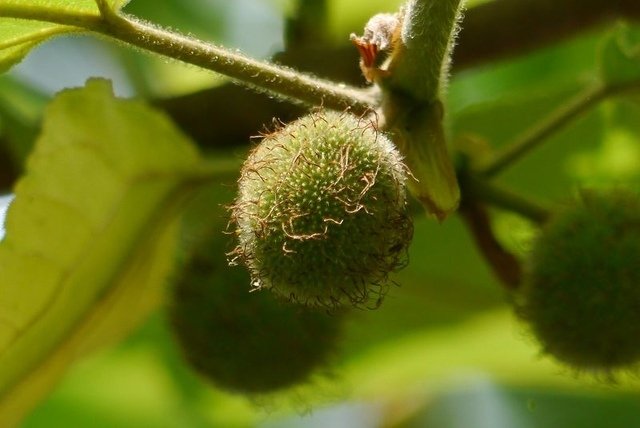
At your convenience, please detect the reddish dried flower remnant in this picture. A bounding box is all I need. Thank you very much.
[350,12,402,82]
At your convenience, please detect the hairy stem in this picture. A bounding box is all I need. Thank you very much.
[386,0,464,102]
[377,0,465,219]
[98,14,375,112]
[0,5,375,113]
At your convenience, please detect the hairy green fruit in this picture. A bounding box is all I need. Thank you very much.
[518,190,640,371]
[168,229,343,394]
[231,111,412,307]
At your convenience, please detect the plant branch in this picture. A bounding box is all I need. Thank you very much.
[0,5,375,113]
[477,73,640,179]
[455,0,640,70]
[94,0,112,18]
[375,0,464,220]
[385,0,464,102]
[98,14,375,113]
[457,172,551,289]
[458,196,522,289]
[466,177,550,224]
[476,83,608,178]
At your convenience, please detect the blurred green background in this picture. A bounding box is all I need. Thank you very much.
[2,0,640,426]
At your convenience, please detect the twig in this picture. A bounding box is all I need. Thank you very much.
[0,5,375,113]
[458,196,523,289]
[476,83,608,178]
[467,177,550,224]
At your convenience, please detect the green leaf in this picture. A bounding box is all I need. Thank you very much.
[0,0,129,73]
[0,78,207,425]
[599,23,640,89]
[0,20,73,73]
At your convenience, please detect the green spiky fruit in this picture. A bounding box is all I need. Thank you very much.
[231,111,412,307]
[518,189,640,371]
[169,228,343,394]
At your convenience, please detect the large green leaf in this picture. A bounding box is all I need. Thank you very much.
[0,78,207,426]
[0,0,129,72]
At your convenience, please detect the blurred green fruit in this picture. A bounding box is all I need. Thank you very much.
[168,228,343,394]
[518,189,640,371]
